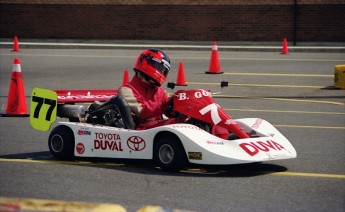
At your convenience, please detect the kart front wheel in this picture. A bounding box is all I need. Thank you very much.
[154,135,187,172]
[48,125,75,160]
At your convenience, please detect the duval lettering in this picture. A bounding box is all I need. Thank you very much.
[94,140,123,151]
[239,140,286,156]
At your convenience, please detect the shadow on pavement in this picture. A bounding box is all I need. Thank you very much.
[0,151,288,178]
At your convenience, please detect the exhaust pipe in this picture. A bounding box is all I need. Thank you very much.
[57,104,86,119]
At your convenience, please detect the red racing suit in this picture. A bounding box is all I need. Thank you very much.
[118,75,229,139]
[118,75,178,130]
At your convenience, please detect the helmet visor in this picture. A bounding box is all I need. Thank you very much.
[146,55,170,76]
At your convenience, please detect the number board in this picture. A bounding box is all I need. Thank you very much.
[30,88,57,131]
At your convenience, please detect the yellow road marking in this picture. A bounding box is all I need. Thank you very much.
[181,56,344,62]
[213,94,344,106]
[248,97,344,105]
[224,72,333,77]
[184,169,345,179]
[0,158,125,167]
[188,81,324,89]
[0,197,126,212]
[224,108,345,115]
[1,53,136,59]
[166,92,344,106]
[232,83,323,88]
[274,124,345,130]
[1,158,345,179]
[270,171,345,179]
[177,56,345,62]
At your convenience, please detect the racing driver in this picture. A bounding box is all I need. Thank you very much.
[118,48,230,139]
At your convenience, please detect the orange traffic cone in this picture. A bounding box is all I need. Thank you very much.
[281,38,288,54]
[122,69,129,85]
[13,35,20,52]
[175,62,187,86]
[1,58,29,117]
[206,42,223,74]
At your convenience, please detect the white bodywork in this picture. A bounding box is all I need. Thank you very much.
[59,118,296,165]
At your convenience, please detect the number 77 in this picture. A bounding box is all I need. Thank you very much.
[32,96,56,121]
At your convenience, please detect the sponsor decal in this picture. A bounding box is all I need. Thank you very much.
[239,140,286,156]
[58,94,113,100]
[206,140,224,145]
[224,119,237,125]
[94,140,123,151]
[252,118,263,129]
[94,132,123,151]
[76,143,85,155]
[172,125,202,130]
[95,132,121,141]
[127,136,146,151]
[188,152,202,160]
[77,130,91,135]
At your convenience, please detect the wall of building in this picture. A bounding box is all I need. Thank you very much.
[1,0,344,42]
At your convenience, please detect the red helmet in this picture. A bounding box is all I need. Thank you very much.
[134,49,171,86]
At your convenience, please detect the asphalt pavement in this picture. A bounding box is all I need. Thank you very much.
[0,45,344,212]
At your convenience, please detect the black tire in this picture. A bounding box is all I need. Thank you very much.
[48,125,75,160]
[154,135,187,172]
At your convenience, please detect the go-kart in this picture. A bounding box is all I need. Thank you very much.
[30,83,296,172]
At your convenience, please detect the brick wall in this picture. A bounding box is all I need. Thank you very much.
[1,1,344,42]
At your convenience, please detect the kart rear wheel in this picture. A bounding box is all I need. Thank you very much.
[154,135,187,172]
[48,125,75,160]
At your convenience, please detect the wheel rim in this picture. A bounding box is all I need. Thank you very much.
[158,144,174,164]
[50,134,64,153]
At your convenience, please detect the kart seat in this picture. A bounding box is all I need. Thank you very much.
[90,96,136,130]
[112,96,136,130]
